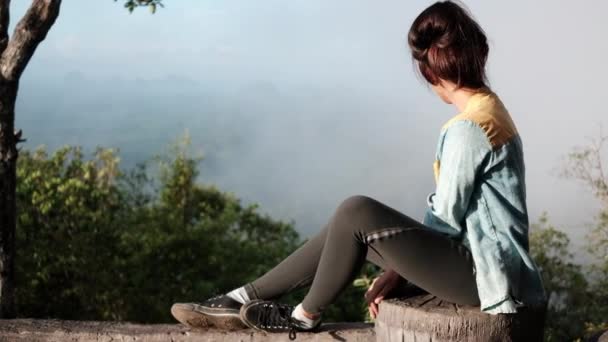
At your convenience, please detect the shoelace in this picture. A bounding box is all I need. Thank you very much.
[197,294,222,305]
[255,302,300,340]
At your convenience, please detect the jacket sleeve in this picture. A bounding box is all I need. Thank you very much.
[423,120,491,237]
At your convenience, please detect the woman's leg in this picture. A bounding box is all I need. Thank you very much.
[245,222,328,300]
[170,196,395,330]
[300,195,479,314]
[246,220,388,300]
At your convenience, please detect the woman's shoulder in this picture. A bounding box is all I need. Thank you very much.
[438,119,493,153]
[440,91,520,151]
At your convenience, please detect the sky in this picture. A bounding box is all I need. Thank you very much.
[10,0,608,260]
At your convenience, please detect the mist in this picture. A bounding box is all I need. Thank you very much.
[13,0,608,262]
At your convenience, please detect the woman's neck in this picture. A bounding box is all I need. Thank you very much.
[438,79,489,113]
[449,87,481,113]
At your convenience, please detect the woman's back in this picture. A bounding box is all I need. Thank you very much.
[424,89,548,313]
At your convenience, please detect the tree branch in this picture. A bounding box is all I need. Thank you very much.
[0,0,9,54]
[0,0,61,81]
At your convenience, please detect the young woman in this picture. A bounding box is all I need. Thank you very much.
[171,1,547,338]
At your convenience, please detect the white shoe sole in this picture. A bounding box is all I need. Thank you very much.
[171,303,246,330]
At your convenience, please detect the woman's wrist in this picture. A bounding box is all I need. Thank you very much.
[383,269,399,279]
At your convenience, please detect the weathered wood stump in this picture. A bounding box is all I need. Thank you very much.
[376,294,547,342]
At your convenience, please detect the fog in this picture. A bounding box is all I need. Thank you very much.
[12,0,608,261]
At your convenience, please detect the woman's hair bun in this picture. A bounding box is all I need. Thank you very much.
[408,15,450,61]
[407,1,489,89]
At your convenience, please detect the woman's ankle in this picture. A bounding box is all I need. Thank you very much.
[302,308,320,320]
[292,303,322,329]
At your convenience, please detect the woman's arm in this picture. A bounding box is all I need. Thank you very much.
[423,120,491,235]
[365,269,401,319]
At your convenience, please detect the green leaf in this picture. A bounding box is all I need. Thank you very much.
[353,278,368,287]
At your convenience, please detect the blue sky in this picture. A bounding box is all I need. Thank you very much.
[10,1,608,259]
[20,0,421,87]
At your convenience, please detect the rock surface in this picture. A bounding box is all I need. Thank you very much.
[0,294,558,342]
[0,319,374,342]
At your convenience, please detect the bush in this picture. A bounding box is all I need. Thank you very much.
[530,212,608,341]
[15,136,300,322]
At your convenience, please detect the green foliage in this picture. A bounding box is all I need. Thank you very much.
[530,213,591,341]
[530,213,608,341]
[117,0,164,13]
[16,145,125,320]
[352,263,381,322]
[277,263,376,323]
[584,207,608,339]
[549,131,608,340]
[321,263,379,323]
[14,133,373,323]
[15,134,300,322]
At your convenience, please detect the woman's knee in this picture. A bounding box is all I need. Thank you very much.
[331,195,414,238]
[326,196,371,238]
[335,195,376,218]
[331,195,384,235]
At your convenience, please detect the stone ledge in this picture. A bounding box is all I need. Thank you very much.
[0,319,375,342]
[5,294,608,342]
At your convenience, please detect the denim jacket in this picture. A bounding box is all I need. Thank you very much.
[422,89,548,314]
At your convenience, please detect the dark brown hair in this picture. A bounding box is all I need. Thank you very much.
[408,1,489,89]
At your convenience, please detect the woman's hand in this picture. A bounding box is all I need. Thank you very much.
[364,269,401,319]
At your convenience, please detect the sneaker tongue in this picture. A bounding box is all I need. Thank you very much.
[279,305,293,317]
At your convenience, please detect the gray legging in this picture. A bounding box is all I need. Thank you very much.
[243,195,480,315]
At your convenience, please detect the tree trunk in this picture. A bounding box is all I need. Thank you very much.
[376,294,547,342]
[0,0,62,318]
[0,78,17,318]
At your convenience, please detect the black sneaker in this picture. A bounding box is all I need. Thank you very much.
[171,294,246,330]
[240,300,320,340]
